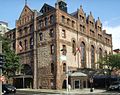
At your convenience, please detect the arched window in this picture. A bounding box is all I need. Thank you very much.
[24,39,27,50]
[62,16,65,23]
[61,45,67,55]
[72,40,76,54]
[91,45,95,68]
[104,51,107,57]
[39,32,43,41]
[50,15,54,24]
[51,63,54,74]
[21,64,33,75]
[19,41,23,51]
[80,42,86,67]
[99,48,102,59]
[63,63,66,72]
[30,37,33,49]
[49,29,54,37]
[45,17,48,26]
[50,44,55,54]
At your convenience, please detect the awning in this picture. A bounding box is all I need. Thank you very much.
[70,72,87,77]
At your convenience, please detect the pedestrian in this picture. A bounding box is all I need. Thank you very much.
[68,84,71,91]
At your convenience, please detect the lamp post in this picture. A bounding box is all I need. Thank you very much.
[90,77,93,92]
[104,71,107,89]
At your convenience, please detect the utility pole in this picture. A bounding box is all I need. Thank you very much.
[0,41,2,95]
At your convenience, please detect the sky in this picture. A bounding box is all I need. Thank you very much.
[0,0,120,49]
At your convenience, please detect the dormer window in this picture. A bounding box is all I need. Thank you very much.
[80,15,84,22]
[90,21,94,27]
[98,26,102,31]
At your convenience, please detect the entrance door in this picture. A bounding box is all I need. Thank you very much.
[74,80,80,89]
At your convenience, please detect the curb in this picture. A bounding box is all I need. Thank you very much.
[16,89,106,94]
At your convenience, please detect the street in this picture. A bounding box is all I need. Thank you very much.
[4,91,120,95]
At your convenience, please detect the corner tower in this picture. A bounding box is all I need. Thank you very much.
[57,0,67,12]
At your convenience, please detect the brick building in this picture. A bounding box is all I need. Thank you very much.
[5,0,112,89]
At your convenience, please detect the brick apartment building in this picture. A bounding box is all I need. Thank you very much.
[5,0,112,89]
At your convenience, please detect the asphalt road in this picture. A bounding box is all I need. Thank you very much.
[5,92,119,95]
[4,91,120,95]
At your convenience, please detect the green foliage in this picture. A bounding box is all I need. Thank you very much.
[97,53,120,71]
[0,34,21,77]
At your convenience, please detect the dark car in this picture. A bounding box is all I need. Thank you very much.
[108,81,120,91]
[2,84,16,94]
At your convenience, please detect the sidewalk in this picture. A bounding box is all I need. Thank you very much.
[17,88,106,94]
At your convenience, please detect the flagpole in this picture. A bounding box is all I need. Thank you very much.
[78,48,79,68]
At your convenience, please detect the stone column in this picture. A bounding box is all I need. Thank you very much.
[33,10,38,89]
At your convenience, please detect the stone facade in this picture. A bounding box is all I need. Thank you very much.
[5,0,112,89]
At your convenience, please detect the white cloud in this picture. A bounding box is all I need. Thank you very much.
[103,17,120,27]
[103,26,120,49]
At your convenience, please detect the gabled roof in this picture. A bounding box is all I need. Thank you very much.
[96,17,102,27]
[87,11,94,22]
[79,5,85,16]
[18,5,33,20]
[40,3,55,14]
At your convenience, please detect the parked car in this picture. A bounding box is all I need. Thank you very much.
[2,84,16,94]
[108,81,120,91]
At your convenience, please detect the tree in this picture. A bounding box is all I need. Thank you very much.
[97,53,120,74]
[0,34,21,78]
[107,54,120,70]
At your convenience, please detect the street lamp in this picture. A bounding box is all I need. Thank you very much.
[104,71,107,89]
[90,76,93,92]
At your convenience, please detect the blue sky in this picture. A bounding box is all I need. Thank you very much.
[0,0,120,49]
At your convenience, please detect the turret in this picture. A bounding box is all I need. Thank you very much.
[56,0,67,13]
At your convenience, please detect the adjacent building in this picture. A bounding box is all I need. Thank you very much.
[5,0,112,89]
[113,49,120,54]
[0,21,10,35]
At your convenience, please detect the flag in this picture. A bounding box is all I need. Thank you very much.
[76,47,81,53]
[75,47,81,61]
[18,44,23,51]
